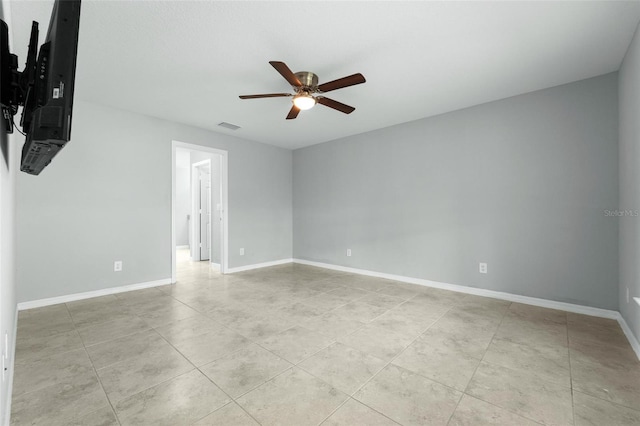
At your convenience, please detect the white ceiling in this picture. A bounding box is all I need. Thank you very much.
[9,1,640,150]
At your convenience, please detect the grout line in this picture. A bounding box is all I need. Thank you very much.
[455,303,558,426]
[316,300,455,425]
[63,303,123,426]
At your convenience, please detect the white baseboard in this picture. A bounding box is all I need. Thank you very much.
[17,278,172,311]
[616,313,640,360]
[176,245,189,250]
[293,258,619,320]
[210,262,221,271]
[226,258,293,274]
[3,309,18,426]
[294,258,640,359]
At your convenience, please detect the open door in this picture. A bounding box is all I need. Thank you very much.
[198,166,211,261]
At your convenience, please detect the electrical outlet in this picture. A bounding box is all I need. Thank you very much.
[240,248,245,256]
[479,262,488,274]
[346,249,352,257]
[114,261,123,272]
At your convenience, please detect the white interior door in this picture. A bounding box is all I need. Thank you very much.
[199,167,211,261]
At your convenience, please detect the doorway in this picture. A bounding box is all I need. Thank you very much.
[171,141,229,283]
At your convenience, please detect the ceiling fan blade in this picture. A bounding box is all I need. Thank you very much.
[286,105,300,120]
[317,73,366,93]
[239,93,292,99]
[316,97,355,114]
[270,61,302,87]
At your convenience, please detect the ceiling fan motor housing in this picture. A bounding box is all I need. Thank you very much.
[294,72,319,90]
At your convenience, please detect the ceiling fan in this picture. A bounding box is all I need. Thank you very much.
[239,61,366,120]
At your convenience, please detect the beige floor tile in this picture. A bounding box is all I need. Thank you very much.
[299,342,387,394]
[86,329,168,369]
[344,276,397,292]
[10,373,110,426]
[573,390,640,426]
[14,329,83,365]
[392,336,481,391]
[495,316,568,349]
[137,300,202,328]
[411,287,466,306]
[448,394,539,426]
[376,285,421,300]
[236,367,348,426]
[466,362,573,425]
[228,313,295,341]
[260,325,335,364]
[358,292,406,309]
[77,315,150,346]
[154,313,224,344]
[444,302,506,329]
[277,301,328,321]
[571,358,640,409]
[114,286,169,306]
[206,303,259,328]
[338,323,416,361]
[17,304,76,339]
[389,298,451,321]
[193,402,259,425]
[569,336,640,370]
[370,310,436,338]
[97,344,194,402]
[64,406,119,426]
[69,305,133,329]
[12,348,93,396]
[170,327,251,366]
[507,303,567,325]
[326,286,372,301]
[458,294,511,310]
[422,317,496,359]
[201,343,292,397]
[331,300,390,323]
[302,312,366,339]
[355,364,462,426]
[115,369,229,426]
[322,398,399,425]
[483,337,571,387]
[301,292,353,311]
[568,315,631,349]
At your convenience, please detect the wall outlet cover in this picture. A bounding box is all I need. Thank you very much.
[346,249,352,257]
[479,262,488,274]
[114,261,123,272]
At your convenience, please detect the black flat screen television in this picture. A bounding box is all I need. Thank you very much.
[0,0,81,175]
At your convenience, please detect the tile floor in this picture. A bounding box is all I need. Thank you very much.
[10,250,640,425]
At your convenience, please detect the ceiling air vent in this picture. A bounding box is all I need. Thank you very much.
[218,122,241,131]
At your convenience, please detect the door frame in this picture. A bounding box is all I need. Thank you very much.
[171,140,229,282]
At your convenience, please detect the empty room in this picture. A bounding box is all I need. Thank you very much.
[1,0,640,425]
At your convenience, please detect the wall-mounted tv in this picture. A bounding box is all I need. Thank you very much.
[0,0,81,175]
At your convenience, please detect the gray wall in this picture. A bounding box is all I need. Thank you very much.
[0,2,17,422]
[619,22,640,342]
[16,100,292,303]
[294,73,619,310]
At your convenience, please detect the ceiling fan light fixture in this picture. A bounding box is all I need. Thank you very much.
[293,94,316,110]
